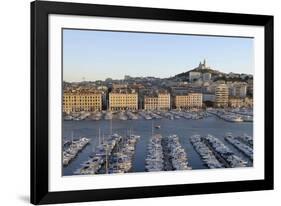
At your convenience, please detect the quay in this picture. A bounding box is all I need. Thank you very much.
[75,132,141,175]
[102,133,140,174]
[74,134,122,175]
[63,137,90,166]
[146,134,191,172]
[202,134,247,168]
[145,134,164,172]
[190,135,224,169]
[224,134,253,161]
[236,134,253,147]
[207,110,244,123]
[64,109,210,122]
[162,135,191,170]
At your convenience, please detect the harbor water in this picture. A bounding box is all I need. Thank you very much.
[63,115,253,176]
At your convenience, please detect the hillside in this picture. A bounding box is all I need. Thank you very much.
[174,67,222,79]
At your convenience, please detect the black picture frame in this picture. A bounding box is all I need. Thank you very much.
[31,0,274,204]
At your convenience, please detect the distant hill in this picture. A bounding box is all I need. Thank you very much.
[169,60,252,82]
[174,67,223,79]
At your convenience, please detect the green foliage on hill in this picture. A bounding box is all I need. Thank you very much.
[174,67,221,79]
[214,76,253,82]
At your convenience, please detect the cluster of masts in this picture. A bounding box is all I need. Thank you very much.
[190,134,248,168]
[63,123,253,173]
[63,136,90,166]
[74,129,140,175]
[207,109,253,122]
[163,135,192,170]
[224,134,253,160]
[235,134,253,147]
[107,133,140,174]
[145,134,164,172]
[74,133,122,175]
[66,110,208,121]
[145,133,192,172]
[190,135,223,168]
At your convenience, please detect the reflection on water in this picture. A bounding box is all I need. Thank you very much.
[63,115,253,176]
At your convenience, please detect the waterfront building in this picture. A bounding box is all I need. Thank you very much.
[144,96,158,110]
[158,93,171,110]
[63,91,102,114]
[244,97,253,108]
[109,91,138,111]
[228,98,244,108]
[174,93,203,109]
[144,93,171,110]
[215,84,229,107]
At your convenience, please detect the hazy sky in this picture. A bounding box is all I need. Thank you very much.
[63,29,254,82]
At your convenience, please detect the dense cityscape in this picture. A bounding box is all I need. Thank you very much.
[62,59,254,176]
[63,59,253,115]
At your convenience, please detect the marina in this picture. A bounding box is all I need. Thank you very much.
[207,109,244,122]
[224,134,253,160]
[190,135,224,169]
[63,115,253,175]
[106,133,140,173]
[63,137,90,166]
[74,130,141,175]
[74,133,122,175]
[203,134,248,168]
[228,110,253,122]
[162,135,191,170]
[145,134,164,172]
[61,30,256,176]
[236,134,253,147]
[64,109,212,121]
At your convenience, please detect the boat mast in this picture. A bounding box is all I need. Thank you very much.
[98,128,101,145]
[151,120,154,137]
[105,146,108,174]
[110,118,112,135]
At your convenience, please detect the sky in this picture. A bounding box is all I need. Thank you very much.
[63,29,254,82]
